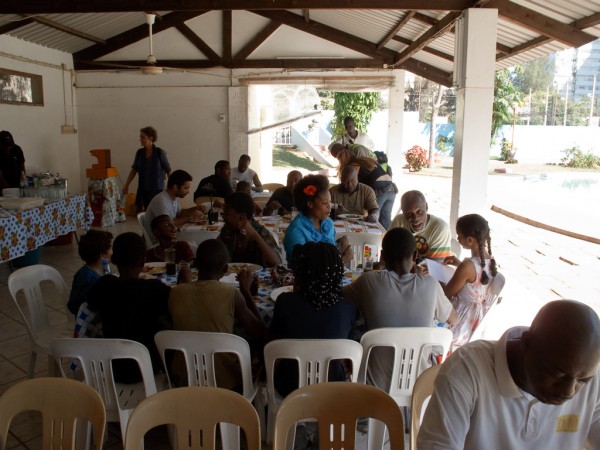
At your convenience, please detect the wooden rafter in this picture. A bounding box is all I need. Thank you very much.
[223,10,232,61]
[0,17,33,34]
[303,10,310,23]
[377,11,415,50]
[234,21,281,60]
[74,11,206,62]
[22,14,105,44]
[394,11,461,66]
[489,0,595,48]
[392,35,453,62]
[0,1,474,14]
[175,22,219,60]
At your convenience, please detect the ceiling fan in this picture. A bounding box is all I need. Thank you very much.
[141,13,163,75]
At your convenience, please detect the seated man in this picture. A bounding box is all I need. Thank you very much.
[263,170,302,216]
[389,190,452,262]
[169,239,267,389]
[218,192,281,267]
[87,232,171,383]
[342,227,457,390]
[145,215,194,264]
[330,166,379,223]
[231,154,263,192]
[418,300,600,450]
[236,181,262,216]
[194,160,234,204]
[143,169,204,244]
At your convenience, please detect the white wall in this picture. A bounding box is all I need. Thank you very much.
[75,70,232,207]
[0,36,82,192]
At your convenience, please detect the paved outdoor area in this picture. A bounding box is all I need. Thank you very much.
[0,167,598,449]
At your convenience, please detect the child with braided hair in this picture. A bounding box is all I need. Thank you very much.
[442,214,498,347]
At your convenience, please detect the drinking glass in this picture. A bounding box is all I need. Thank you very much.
[165,248,177,276]
[363,257,374,272]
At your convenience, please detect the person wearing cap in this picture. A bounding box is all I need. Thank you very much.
[0,130,25,190]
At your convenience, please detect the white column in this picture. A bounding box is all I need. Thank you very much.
[450,8,498,232]
[387,69,406,176]
[228,86,248,162]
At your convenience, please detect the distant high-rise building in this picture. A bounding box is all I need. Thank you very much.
[554,39,600,102]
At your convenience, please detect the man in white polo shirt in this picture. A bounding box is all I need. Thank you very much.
[418,300,600,450]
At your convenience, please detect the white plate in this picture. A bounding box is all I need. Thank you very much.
[142,262,166,275]
[338,214,362,220]
[226,263,262,275]
[270,285,293,301]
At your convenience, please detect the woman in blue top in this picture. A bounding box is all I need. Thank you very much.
[122,126,172,212]
[283,174,336,264]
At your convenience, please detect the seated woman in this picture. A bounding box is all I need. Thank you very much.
[87,232,171,383]
[283,174,352,265]
[218,192,281,267]
[337,148,396,230]
[67,229,113,315]
[269,242,356,397]
[442,214,498,347]
[236,180,263,216]
[145,214,195,264]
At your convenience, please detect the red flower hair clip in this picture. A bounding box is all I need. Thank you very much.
[303,185,317,196]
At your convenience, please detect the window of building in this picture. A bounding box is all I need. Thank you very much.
[0,68,44,105]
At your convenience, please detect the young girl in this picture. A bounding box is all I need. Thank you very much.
[443,214,498,347]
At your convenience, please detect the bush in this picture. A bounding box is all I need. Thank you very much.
[560,146,600,169]
[405,145,429,172]
[499,138,518,164]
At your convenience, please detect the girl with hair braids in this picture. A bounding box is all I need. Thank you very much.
[269,242,356,397]
[442,214,498,347]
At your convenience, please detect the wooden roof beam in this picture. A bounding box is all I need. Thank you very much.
[74,11,206,62]
[223,10,232,62]
[377,11,415,50]
[22,14,105,44]
[0,17,33,34]
[175,22,219,61]
[234,21,281,60]
[392,35,453,61]
[0,1,474,14]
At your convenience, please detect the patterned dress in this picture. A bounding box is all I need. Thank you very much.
[450,257,493,347]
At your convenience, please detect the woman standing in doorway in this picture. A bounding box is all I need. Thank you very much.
[122,126,172,212]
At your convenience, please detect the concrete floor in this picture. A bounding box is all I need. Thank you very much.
[0,169,598,449]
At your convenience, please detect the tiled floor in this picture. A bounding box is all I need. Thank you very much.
[1,171,598,449]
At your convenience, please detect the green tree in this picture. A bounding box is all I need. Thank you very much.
[330,92,381,138]
[492,69,523,142]
[513,56,554,94]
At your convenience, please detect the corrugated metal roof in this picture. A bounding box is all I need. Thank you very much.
[1,2,599,83]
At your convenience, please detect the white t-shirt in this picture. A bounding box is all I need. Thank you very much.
[418,327,600,450]
[142,190,181,244]
[230,167,256,187]
[334,130,375,149]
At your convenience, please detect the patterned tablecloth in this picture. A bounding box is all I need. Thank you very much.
[0,194,93,263]
[88,177,126,228]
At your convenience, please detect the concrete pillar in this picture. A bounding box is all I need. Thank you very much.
[450,8,498,233]
[247,85,274,178]
[387,69,406,176]
[228,86,248,163]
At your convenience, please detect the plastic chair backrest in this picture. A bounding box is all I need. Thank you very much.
[264,338,363,444]
[358,327,452,406]
[154,330,255,400]
[137,212,154,247]
[409,365,440,450]
[124,386,261,450]
[343,232,384,268]
[0,377,106,450]
[274,382,404,450]
[8,264,67,335]
[51,338,158,440]
[261,183,284,192]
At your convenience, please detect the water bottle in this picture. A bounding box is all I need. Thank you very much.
[19,171,27,197]
[101,258,111,275]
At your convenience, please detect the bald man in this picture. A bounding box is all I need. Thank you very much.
[418,300,600,450]
[330,166,379,222]
[263,170,302,216]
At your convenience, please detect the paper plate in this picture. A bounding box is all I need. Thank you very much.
[142,262,166,275]
[226,263,262,275]
[270,285,293,301]
[338,214,362,220]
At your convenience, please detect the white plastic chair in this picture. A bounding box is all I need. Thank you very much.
[137,212,154,247]
[409,365,440,450]
[261,183,284,192]
[469,271,506,342]
[124,387,261,450]
[154,330,263,450]
[274,382,405,450]
[0,377,106,450]
[264,339,363,445]
[51,338,164,444]
[7,264,71,378]
[358,327,453,450]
